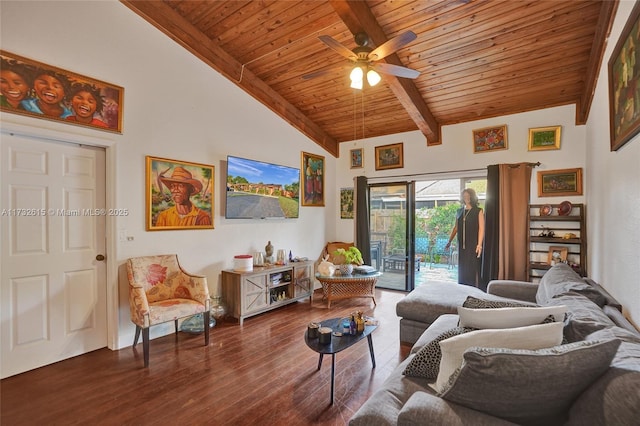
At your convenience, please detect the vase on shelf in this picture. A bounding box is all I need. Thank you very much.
[210,296,227,321]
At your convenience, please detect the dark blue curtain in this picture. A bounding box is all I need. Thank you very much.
[480,165,500,291]
[355,176,371,265]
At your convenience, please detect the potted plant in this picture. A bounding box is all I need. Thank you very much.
[333,246,363,275]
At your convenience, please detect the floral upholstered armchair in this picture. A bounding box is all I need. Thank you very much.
[126,254,210,367]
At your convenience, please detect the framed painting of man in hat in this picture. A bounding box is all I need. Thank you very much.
[146,156,214,230]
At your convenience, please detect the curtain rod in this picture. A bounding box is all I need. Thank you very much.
[364,162,541,183]
[507,162,541,168]
[364,166,487,182]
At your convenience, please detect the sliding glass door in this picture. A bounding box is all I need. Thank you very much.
[368,176,486,292]
[369,182,415,291]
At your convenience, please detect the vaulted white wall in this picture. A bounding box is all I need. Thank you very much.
[585,0,640,327]
[0,1,336,348]
[336,104,587,238]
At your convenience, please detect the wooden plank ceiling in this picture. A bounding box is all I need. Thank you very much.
[122,0,617,157]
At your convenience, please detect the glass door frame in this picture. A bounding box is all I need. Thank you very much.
[368,181,416,292]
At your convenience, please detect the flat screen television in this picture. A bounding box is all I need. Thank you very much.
[226,155,300,219]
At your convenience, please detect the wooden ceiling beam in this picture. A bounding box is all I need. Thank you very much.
[328,0,441,145]
[577,0,618,125]
[120,0,339,157]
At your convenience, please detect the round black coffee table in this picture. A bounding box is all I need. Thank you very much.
[304,317,377,405]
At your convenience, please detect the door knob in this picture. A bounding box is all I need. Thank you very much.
[96,254,105,261]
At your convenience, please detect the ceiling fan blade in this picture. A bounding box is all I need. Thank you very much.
[302,64,351,80]
[318,35,358,61]
[368,31,417,61]
[373,63,420,79]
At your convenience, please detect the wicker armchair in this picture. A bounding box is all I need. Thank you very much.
[126,254,210,367]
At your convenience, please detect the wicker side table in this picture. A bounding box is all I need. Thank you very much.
[315,272,382,308]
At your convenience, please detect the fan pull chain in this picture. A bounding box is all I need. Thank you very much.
[361,90,365,140]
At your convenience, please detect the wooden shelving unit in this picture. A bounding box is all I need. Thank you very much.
[528,203,586,281]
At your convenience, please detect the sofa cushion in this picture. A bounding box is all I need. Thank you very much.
[397,391,518,426]
[457,305,566,329]
[348,355,434,426]
[486,280,539,303]
[434,322,564,393]
[544,293,615,342]
[396,281,529,327]
[567,327,640,425]
[440,339,621,426]
[536,263,607,307]
[403,327,475,379]
[410,314,460,354]
[462,295,536,309]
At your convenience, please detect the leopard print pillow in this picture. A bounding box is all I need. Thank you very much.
[462,296,536,309]
[403,327,475,379]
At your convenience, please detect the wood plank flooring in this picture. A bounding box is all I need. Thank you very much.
[1,289,411,425]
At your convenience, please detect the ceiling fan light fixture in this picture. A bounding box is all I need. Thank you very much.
[350,66,364,89]
[367,69,381,86]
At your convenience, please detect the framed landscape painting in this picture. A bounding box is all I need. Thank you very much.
[537,168,583,197]
[301,152,324,206]
[473,125,508,153]
[608,2,640,151]
[146,156,214,230]
[528,126,561,151]
[0,50,123,133]
[375,142,404,170]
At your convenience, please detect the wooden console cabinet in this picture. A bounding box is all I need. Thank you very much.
[221,261,313,325]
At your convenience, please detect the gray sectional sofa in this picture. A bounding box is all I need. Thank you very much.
[349,264,640,425]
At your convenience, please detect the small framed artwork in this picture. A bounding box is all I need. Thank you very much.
[548,246,568,265]
[340,188,354,219]
[146,156,214,230]
[350,148,363,169]
[301,152,325,206]
[473,125,508,153]
[537,168,583,197]
[375,142,404,170]
[0,50,124,133]
[528,126,561,151]
[608,1,640,151]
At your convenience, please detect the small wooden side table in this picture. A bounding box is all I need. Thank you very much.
[315,272,381,308]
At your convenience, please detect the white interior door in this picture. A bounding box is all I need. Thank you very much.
[1,133,107,378]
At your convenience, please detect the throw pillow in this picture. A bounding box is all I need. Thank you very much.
[536,263,607,307]
[462,295,537,309]
[403,327,475,379]
[545,293,615,342]
[433,322,563,393]
[439,339,621,426]
[457,305,567,329]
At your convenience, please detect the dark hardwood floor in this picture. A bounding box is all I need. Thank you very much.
[1,289,411,425]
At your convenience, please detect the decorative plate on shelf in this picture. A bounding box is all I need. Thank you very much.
[539,204,552,216]
[558,201,573,216]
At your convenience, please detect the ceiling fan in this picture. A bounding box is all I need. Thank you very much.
[303,31,420,89]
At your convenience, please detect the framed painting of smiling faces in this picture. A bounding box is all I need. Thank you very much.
[146,156,214,231]
[0,50,123,133]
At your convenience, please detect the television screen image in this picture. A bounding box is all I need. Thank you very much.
[226,155,300,219]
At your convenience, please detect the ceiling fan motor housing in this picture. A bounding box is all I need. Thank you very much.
[354,32,370,47]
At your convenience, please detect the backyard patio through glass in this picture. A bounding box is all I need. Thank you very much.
[374,261,458,291]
